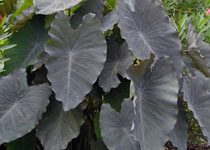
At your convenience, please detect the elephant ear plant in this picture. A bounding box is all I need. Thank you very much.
[0,0,210,149]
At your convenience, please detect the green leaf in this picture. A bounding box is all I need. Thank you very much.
[3,15,49,75]
[4,130,36,150]
[105,0,117,9]
[94,112,101,139]
[13,0,33,17]
[0,44,16,50]
[45,12,106,111]
[104,78,130,112]
[90,139,107,150]
[10,6,35,32]
[0,0,18,16]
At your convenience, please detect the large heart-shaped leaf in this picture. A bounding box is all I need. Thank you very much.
[0,69,51,144]
[36,100,86,150]
[127,57,178,150]
[99,40,133,92]
[33,0,82,15]
[170,100,188,150]
[100,99,141,150]
[3,16,49,75]
[183,72,210,142]
[116,0,181,60]
[45,12,106,111]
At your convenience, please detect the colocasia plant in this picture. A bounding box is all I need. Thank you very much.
[0,0,210,150]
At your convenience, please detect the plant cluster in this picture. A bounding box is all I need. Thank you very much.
[0,0,210,150]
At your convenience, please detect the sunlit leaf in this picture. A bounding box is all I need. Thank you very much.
[0,0,18,16]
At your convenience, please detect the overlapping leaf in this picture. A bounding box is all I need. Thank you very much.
[100,99,141,150]
[45,12,106,111]
[127,57,178,150]
[101,10,118,32]
[70,0,103,28]
[11,6,35,32]
[116,0,181,60]
[3,16,49,75]
[187,23,210,77]
[5,131,36,150]
[99,40,133,92]
[36,100,86,150]
[70,0,118,32]
[170,100,188,150]
[33,0,82,15]
[0,69,51,144]
[183,72,210,142]
[0,0,18,16]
